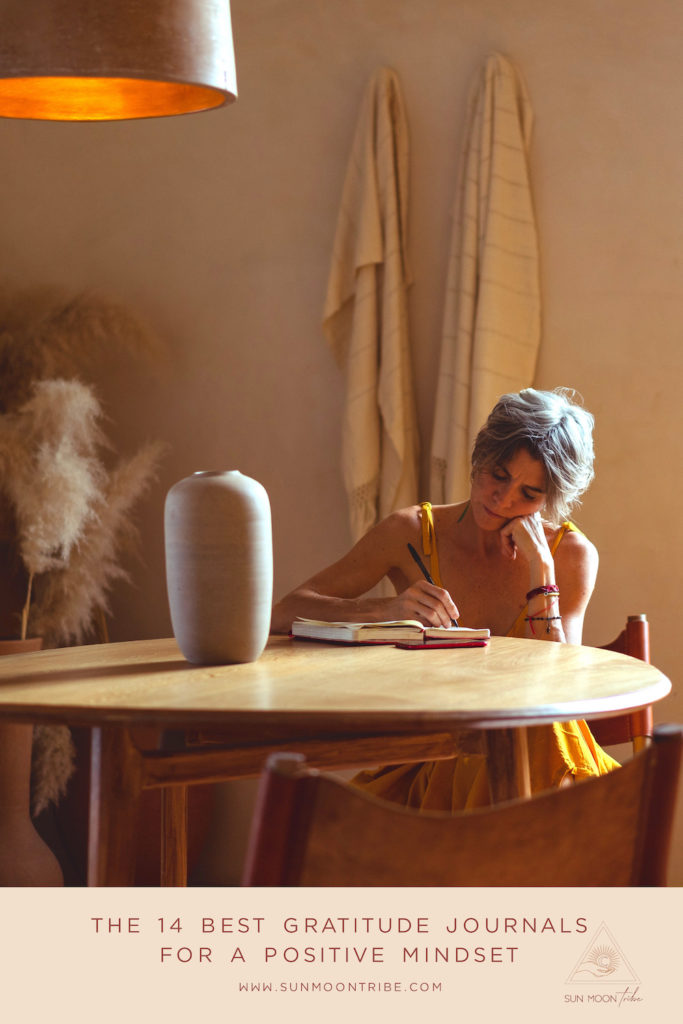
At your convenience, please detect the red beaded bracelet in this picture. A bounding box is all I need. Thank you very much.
[526,584,560,601]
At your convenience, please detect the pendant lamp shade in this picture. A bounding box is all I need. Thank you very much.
[0,0,237,121]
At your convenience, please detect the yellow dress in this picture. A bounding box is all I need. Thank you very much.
[352,502,619,811]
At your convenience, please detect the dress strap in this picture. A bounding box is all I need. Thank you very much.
[419,501,444,587]
[549,520,581,556]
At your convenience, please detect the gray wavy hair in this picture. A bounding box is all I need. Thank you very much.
[471,388,595,524]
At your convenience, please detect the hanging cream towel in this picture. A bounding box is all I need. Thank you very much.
[323,67,419,541]
[430,54,541,502]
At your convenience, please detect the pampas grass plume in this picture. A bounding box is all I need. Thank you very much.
[31,439,165,645]
[0,379,104,576]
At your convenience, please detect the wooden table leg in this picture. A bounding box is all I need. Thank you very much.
[160,785,188,887]
[485,727,531,803]
[88,725,143,886]
[512,726,531,797]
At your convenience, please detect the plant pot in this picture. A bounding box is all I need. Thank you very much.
[0,637,64,886]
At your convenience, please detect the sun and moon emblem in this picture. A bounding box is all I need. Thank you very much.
[577,944,621,977]
[566,923,640,986]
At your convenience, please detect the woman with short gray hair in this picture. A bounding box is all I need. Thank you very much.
[272,387,617,810]
[471,387,595,525]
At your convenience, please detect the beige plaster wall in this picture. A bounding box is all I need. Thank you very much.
[1,0,681,881]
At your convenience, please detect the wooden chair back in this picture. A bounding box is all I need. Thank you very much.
[591,614,653,751]
[242,725,682,887]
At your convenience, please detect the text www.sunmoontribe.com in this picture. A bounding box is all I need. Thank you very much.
[238,981,442,994]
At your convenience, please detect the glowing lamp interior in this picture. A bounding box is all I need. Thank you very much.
[0,76,230,121]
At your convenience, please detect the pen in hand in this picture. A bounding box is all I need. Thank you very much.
[407,543,459,626]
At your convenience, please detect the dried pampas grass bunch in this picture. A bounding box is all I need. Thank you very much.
[0,287,165,816]
[31,438,165,646]
[0,378,163,645]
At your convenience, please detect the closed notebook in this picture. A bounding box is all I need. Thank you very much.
[290,618,490,647]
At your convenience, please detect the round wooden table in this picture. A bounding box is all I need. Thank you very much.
[0,635,671,885]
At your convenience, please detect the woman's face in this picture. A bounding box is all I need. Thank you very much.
[470,448,547,529]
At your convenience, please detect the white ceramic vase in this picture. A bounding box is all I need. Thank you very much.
[164,471,273,664]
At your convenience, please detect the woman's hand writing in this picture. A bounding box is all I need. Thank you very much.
[385,579,459,628]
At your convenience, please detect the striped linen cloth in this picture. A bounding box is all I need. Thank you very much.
[430,53,541,503]
[323,67,419,541]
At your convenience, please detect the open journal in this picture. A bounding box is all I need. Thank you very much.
[290,618,490,648]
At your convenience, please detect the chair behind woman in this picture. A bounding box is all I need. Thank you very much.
[592,613,653,753]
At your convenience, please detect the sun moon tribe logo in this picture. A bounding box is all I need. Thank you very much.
[577,942,621,978]
[566,922,639,985]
